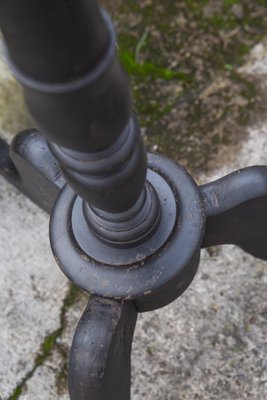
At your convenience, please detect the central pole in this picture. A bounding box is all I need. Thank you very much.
[0,0,155,231]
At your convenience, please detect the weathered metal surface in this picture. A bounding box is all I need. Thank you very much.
[50,153,205,312]
[68,296,137,400]
[0,130,64,212]
[201,166,267,260]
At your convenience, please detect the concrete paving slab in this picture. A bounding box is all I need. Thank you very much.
[19,351,69,400]
[0,56,69,400]
[0,177,69,400]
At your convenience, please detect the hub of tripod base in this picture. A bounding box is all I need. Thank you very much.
[50,154,206,311]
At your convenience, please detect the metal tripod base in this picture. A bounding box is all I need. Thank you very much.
[1,129,267,399]
[49,152,205,312]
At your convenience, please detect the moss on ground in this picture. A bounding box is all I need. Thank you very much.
[112,0,267,171]
[7,284,82,400]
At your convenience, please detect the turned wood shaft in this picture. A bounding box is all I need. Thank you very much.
[0,0,109,83]
[0,0,148,214]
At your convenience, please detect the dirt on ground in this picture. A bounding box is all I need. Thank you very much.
[101,0,267,172]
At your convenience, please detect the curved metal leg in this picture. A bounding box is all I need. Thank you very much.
[201,166,267,260]
[68,296,137,400]
[0,130,64,212]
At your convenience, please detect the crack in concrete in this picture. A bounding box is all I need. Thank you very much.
[7,283,81,400]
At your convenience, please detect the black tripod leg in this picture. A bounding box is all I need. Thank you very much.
[68,296,137,400]
[201,166,267,260]
[0,130,64,212]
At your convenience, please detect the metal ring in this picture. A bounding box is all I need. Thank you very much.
[2,10,116,94]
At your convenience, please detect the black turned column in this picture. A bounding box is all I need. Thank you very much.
[0,0,149,217]
[0,0,110,83]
